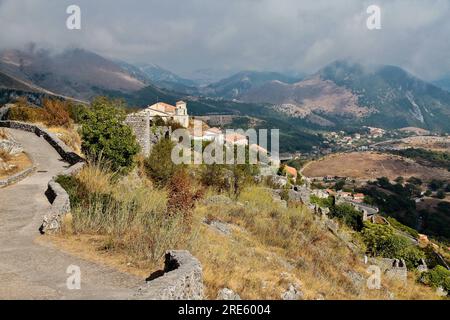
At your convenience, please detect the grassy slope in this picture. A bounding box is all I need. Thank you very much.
[51,163,439,299]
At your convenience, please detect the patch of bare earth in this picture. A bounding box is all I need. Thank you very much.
[302,151,450,181]
[397,136,450,152]
[36,234,153,279]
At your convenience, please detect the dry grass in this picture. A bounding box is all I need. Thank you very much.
[48,173,441,300]
[47,126,82,155]
[0,152,32,179]
[190,186,440,300]
[302,151,450,181]
[398,136,450,153]
[0,149,12,162]
[0,128,8,139]
[58,161,197,269]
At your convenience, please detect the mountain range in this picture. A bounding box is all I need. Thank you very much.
[2,47,450,134]
[238,60,450,131]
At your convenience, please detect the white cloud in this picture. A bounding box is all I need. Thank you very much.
[0,0,449,79]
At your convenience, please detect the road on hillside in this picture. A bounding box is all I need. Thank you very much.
[0,129,142,299]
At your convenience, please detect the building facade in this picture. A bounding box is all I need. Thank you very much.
[136,101,189,128]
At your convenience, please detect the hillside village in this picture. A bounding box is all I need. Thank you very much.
[2,96,449,300]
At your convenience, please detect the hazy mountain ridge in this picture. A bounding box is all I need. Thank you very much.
[320,61,450,130]
[433,76,450,92]
[0,48,147,100]
[236,60,450,131]
[1,47,450,133]
[203,71,300,99]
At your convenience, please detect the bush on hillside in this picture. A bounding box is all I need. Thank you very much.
[66,103,88,123]
[386,217,419,238]
[58,160,193,264]
[144,138,178,187]
[361,222,425,269]
[41,99,72,128]
[80,97,140,173]
[200,163,229,191]
[310,195,334,208]
[167,168,204,221]
[329,203,363,231]
[421,266,450,292]
[8,98,73,128]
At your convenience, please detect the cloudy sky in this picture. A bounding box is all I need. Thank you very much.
[0,0,449,80]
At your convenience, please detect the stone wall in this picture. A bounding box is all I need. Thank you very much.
[0,166,35,188]
[0,121,84,165]
[125,114,171,155]
[41,162,85,234]
[368,257,407,282]
[135,250,204,300]
[125,114,150,155]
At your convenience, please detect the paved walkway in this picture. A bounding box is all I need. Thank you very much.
[0,129,142,299]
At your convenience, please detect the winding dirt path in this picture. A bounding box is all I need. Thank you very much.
[0,129,142,299]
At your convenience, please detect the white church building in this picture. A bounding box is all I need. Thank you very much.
[136,100,189,128]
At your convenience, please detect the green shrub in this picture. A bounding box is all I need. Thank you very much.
[387,217,419,238]
[144,138,178,187]
[421,266,450,292]
[310,195,334,208]
[436,190,446,199]
[330,203,363,231]
[80,97,140,173]
[200,163,229,191]
[361,222,425,268]
[67,103,88,123]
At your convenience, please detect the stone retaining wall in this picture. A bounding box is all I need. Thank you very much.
[0,166,35,188]
[0,121,83,165]
[41,162,85,234]
[135,250,204,300]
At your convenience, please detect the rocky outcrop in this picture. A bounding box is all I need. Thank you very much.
[0,104,12,120]
[268,175,288,188]
[0,166,35,187]
[0,127,34,187]
[281,283,303,300]
[135,250,204,300]
[217,288,241,300]
[203,195,233,206]
[204,219,232,236]
[0,139,23,155]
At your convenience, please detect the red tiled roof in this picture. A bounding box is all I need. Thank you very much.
[149,102,176,113]
[285,166,297,177]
